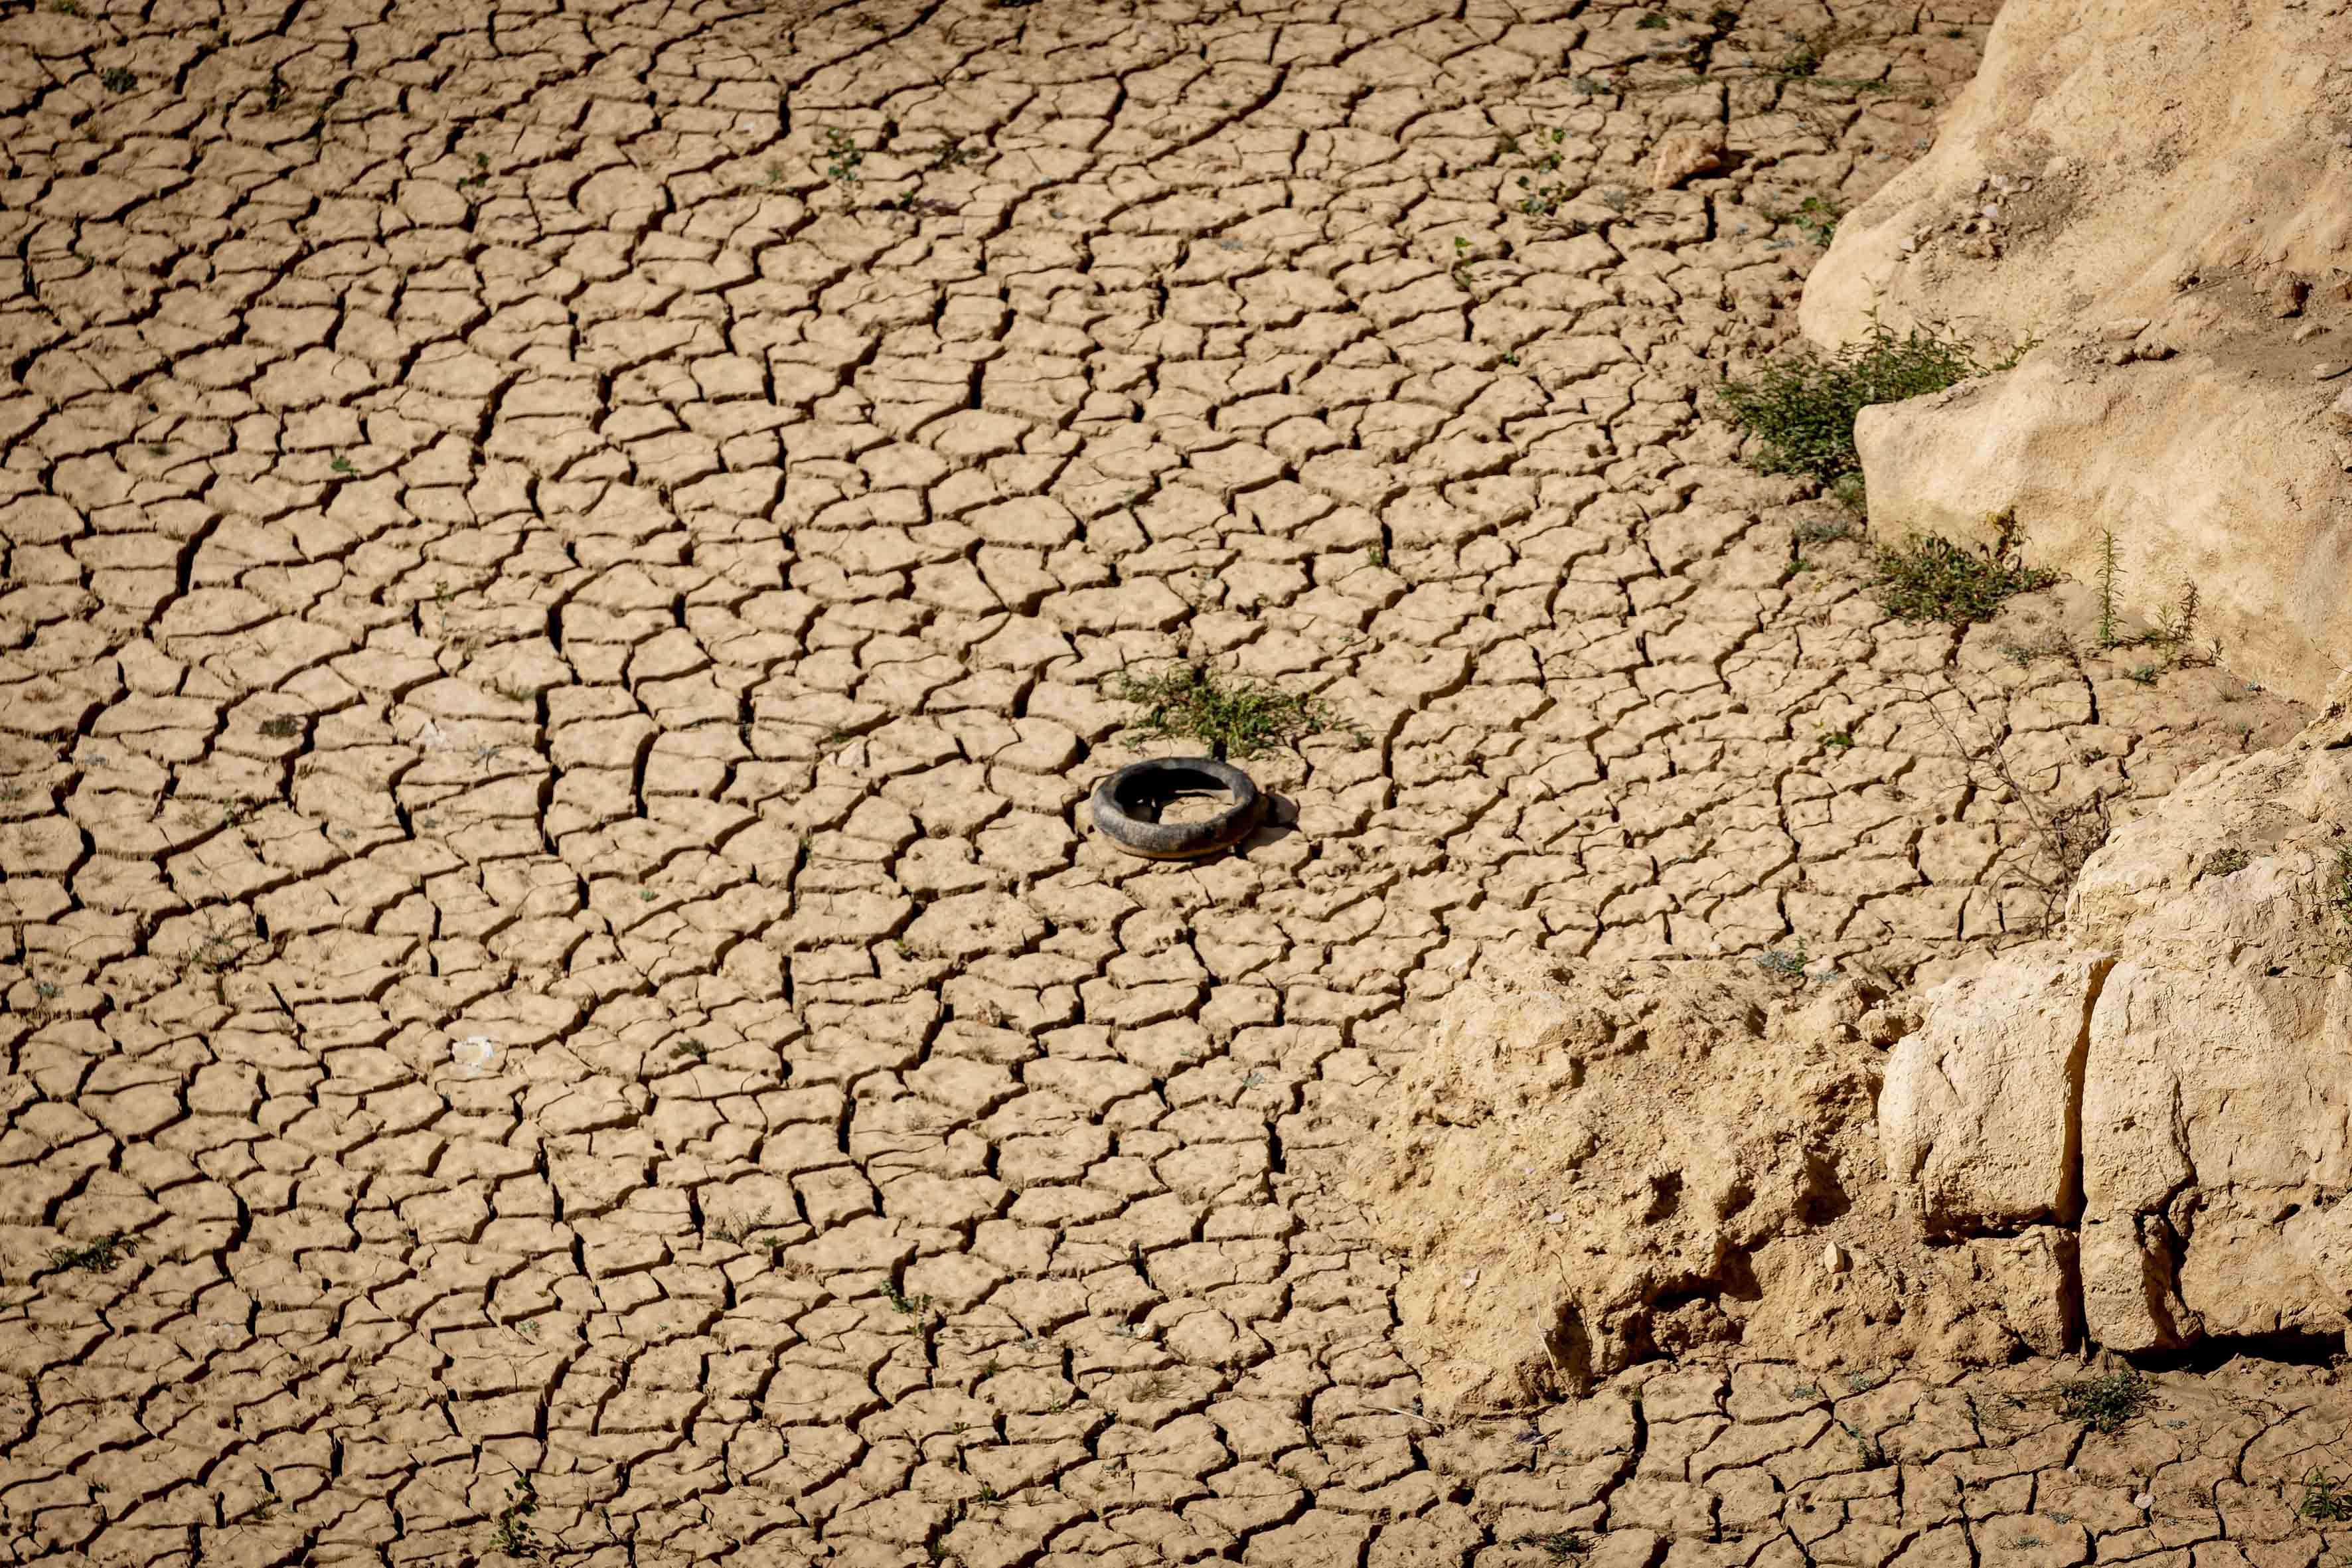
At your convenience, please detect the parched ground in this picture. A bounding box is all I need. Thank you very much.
[0,0,2336,1564]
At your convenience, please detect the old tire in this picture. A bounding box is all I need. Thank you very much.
[1090,757,1265,860]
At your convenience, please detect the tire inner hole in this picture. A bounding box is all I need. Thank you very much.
[1114,765,1238,825]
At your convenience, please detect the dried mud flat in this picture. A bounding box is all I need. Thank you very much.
[0,0,2337,1565]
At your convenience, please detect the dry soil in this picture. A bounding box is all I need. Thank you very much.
[0,0,2339,1564]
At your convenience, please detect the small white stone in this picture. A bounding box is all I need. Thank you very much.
[451,1035,499,1073]
[1822,1240,1848,1273]
[2134,1493,2154,1510]
[1547,1212,1566,1223]
[1462,1269,1479,1288]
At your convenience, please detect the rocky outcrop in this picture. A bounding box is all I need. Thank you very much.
[1891,674,2352,1355]
[1359,678,2352,1408]
[1879,944,2106,1235]
[1798,0,2352,704]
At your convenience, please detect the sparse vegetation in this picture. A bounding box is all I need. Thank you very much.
[493,1474,542,1558]
[2150,582,2200,661]
[1907,684,2113,928]
[1128,1372,1175,1401]
[1714,318,1984,487]
[2200,848,2250,880]
[1753,940,1809,979]
[819,127,864,187]
[1867,513,2057,627]
[1816,726,1855,750]
[2096,530,2123,649]
[260,716,303,738]
[48,1233,137,1273]
[2300,1469,2352,1524]
[100,66,135,92]
[1842,1419,1889,1469]
[1113,663,1339,760]
[2052,1368,2151,1434]
[1794,517,1861,546]
[1764,192,1845,246]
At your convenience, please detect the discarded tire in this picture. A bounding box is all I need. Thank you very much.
[1090,757,1265,860]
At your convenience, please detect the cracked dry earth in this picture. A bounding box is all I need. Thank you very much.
[0,0,2341,1564]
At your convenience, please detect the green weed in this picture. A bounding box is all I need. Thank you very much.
[819,127,864,187]
[1842,1419,1889,1469]
[2199,848,2250,880]
[1867,512,2057,627]
[493,1474,541,1558]
[100,66,135,92]
[1714,317,1983,486]
[2052,1369,2150,1435]
[2148,582,2199,659]
[2300,1469,2352,1524]
[1791,193,1842,246]
[1114,663,1338,760]
[48,1233,137,1273]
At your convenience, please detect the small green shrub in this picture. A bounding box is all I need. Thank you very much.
[48,1233,136,1273]
[1114,664,1338,760]
[1713,319,1983,485]
[1791,193,1843,247]
[2300,1469,2352,1524]
[100,66,135,92]
[819,126,864,187]
[2325,845,2352,932]
[1868,514,2057,627]
[493,1474,541,1558]
[2053,1369,2150,1434]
